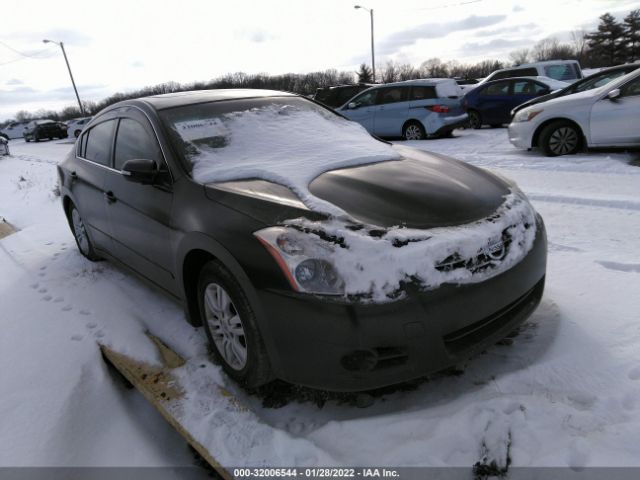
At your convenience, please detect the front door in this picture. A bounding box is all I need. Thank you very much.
[340,89,378,132]
[590,76,640,146]
[104,114,177,295]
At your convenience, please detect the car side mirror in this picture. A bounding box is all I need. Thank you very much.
[607,88,621,101]
[121,159,157,184]
[348,102,358,110]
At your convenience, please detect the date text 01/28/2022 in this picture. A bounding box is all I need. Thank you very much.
[233,467,401,478]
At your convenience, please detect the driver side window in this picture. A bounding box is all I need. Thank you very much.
[620,77,640,98]
[351,90,377,107]
[114,118,162,171]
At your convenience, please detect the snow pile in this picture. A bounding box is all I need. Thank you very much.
[175,104,400,216]
[286,190,537,301]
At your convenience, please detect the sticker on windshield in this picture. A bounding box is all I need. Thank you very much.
[174,118,228,142]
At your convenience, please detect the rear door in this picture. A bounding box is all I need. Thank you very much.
[510,80,549,120]
[590,76,640,146]
[72,119,117,252]
[372,86,409,137]
[103,112,176,293]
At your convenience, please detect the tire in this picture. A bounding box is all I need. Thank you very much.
[402,121,426,140]
[68,203,101,261]
[25,138,30,143]
[74,130,81,138]
[539,120,581,157]
[198,261,272,388]
[468,110,482,129]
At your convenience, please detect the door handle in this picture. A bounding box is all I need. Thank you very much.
[104,191,116,204]
[70,171,78,181]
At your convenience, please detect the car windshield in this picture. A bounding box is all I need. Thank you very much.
[573,70,633,93]
[159,96,398,213]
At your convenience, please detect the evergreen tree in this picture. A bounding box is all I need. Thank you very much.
[586,13,626,66]
[356,64,373,83]
[623,9,640,62]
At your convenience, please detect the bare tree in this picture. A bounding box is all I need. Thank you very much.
[381,61,399,83]
[509,48,530,66]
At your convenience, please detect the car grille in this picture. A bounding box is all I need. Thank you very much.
[435,230,512,274]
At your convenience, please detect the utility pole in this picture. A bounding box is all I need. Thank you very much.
[43,39,85,115]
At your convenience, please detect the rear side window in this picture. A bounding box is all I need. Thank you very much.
[513,80,547,94]
[84,120,115,166]
[481,81,510,95]
[544,64,579,81]
[375,87,408,105]
[409,86,437,100]
[351,90,377,107]
[114,118,162,171]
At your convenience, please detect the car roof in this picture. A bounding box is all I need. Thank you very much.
[371,78,456,88]
[132,89,297,110]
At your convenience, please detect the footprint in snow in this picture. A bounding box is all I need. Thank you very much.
[53,296,64,303]
[30,283,39,289]
[95,331,105,338]
[38,272,46,277]
[79,309,91,315]
[39,266,47,271]
[38,288,47,293]
[70,334,83,341]
[42,295,52,301]
[86,322,97,329]
[628,367,640,381]
[62,305,73,312]
[45,241,53,246]
[596,261,640,274]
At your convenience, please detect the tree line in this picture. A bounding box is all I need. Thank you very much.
[3,8,638,128]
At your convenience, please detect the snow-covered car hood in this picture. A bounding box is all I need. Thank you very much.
[208,145,511,230]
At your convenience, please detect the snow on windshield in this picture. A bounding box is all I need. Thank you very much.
[172,104,400,216]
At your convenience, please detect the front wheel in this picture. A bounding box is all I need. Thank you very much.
[198,261,272,388]
[402,121,426,140]
[69,204,101,261]
[539,121,581,156]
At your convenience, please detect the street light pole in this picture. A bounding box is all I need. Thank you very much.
[43,39,85,115]
[354,5,376,83]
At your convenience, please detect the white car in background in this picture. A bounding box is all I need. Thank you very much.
[508,69,640,156]
[0,122,28,139]
[0,136,9,156]
[65,116,92,138]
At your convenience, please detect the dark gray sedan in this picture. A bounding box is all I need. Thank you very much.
[58,89,546,391]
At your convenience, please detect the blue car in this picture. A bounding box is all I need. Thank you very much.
[463,76,567,129]
[338,79,468,140]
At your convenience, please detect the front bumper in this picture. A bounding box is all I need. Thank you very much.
[258,215,547,391]
[508,121,536,149]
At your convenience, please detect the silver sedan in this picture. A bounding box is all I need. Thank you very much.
[508,68,640,156]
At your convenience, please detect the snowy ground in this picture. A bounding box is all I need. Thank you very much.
[1,130,639,471]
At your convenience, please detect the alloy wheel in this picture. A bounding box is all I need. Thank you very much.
[203,283,247,370]
[71,208,90,255]
[548,127,578,155]
[404,124,424,140]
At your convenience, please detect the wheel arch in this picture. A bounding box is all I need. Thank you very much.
[532,117,585,149]
[402,118,427,136]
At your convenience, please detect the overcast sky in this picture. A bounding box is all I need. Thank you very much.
[1,0,639,120]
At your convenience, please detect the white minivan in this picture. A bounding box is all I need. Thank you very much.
[486,60,583,84]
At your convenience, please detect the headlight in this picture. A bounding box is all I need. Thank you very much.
[513,108,543,122]
[254,227,345,295]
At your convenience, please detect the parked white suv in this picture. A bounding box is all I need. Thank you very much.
[508,69,640,156]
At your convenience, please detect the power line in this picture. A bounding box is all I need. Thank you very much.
[0,39,51,58]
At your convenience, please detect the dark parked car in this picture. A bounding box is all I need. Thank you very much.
[511,63,640,116]
[58,89,546,391]
[0,136,9,156]
[463,76,567,129]
[24,120,68,142]
[313,83,374,108]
